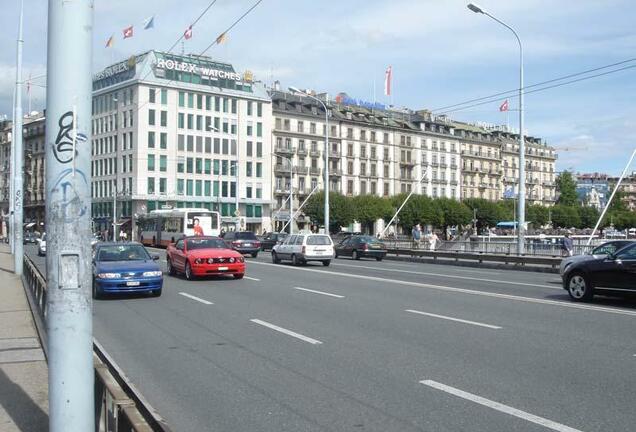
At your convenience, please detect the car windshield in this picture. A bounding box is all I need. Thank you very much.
[235,232,257,240]
[306,235,332,246]
[357,236,382,244]
[97,245,150,262]
[187,238,227,250]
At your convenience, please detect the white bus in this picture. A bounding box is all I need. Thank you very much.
[138,208,221,247]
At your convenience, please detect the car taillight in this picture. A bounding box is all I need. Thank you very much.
[302,246,306,254]
[232,241,241,246]
[363,243,369,251]
[254,241,261,247]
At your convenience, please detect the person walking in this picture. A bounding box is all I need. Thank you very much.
[561,232,574,257]
[412,224,422,249]
[429,231,439,251]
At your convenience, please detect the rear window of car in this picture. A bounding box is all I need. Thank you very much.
[357,236,381,244]
[306,235,332,246]
[235,232,257,240]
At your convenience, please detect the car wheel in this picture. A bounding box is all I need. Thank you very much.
[567,272,593,301]
[185,261,194,281]
[352,250,360,260]
[291,254,299,266]
[376,256,383,262]
[233,273,244,279]
[322,260,331,267]
[251,252,258,258]
[272,251,281,264]
[167,258,176,276]
[151,288,162,297]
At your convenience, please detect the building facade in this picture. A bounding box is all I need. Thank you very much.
[91,51,273,235]
[0,119,12,237]
[576,172,610,209]
[22,113,46,229]
[608,172,636,210]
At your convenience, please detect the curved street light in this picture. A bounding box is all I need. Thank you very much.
[467,3,526,254]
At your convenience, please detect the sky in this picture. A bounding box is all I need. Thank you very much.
[1,0,635,175]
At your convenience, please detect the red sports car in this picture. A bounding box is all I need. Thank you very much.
[166,236,246,280]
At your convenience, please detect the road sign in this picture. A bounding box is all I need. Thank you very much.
[234,209,240,217]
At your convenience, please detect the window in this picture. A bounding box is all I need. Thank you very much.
[160,111,167,127]
[178,92,185,107]
[205,95,212,110]
[159,178,166,194]
[256,162,262,178]
[257,102,262,117]
[147,131,155,148]
[177,158,185,173]
[197,94,203,110]
[231,99,237,114]
[186,180,193,196]
[161,88,167,105]
[147,177,155,194]
[159,155,167,172]
[186,157,193,173]
[195,158,202,174]
[177,179,184,195]
[247,101,253,116]
[187,114,194,129]
[256,142,262,157]
[160,133,167,149]
[178,113,185,129]
[204,180,211,196]
[195,180,202,196]
[147,154,155,171]
[246,161,253,177]
[149,88,156,103]
[187,93,194,108]
[187,136,194,152]
[178,134,185,151]
[246,141,253,157]
[148,109,156,126]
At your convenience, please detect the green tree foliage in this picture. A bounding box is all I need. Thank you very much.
[608,189,627,211]
[602,210,636,230]
[463,198,506,230]
[436,198,472,235]
[551,205,581,228]
[556,171,578,206]
[578,206,600,229]
[304,191,325,226]
[352,195,393,232]
[527,204,550,227]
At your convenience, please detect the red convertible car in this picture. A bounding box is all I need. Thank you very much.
[166,236,246,280]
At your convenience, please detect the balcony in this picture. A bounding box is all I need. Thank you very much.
[431,162,440,168]
[543,181,555,187]
[293,166,309,175]
[328,150,341,159]
[297,187,310,196]
[450,163,458,169]
[309,167,322,176]
[274,145,295,155]
[399,159,415,166]
[274,187,295,196]
[274,164,293,174]
[439,162,448,168]
[309,150,321,158]
[297,147,307,156]
[329,169,343,177]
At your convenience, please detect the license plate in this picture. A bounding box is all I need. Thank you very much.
[126,281,140,287]
[218,266,228,271]
[371,245,381,249]
[314,251,323,255]
[244,243,252,247]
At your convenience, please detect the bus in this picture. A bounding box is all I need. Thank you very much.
[138,208,221,247]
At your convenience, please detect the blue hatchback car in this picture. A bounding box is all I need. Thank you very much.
[93,242,163,299]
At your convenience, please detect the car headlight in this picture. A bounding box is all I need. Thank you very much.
[142,271,162,277]
[194,258,203,264]
[97,273,121,279]
[228,257,235,263]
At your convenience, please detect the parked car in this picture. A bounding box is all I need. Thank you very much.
[37,233,46,256]
[259,232,287,251]
[23,232,38,244]
[272,233,334,266]
[221,231,261,257]
[92,242,163,299]
[167,236,245,280]
[335,235,387,261]
[561,242,636,301]
[560,240,634,276]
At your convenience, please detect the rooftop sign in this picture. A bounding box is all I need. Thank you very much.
[335,94,386,111]
[155,58,241,81]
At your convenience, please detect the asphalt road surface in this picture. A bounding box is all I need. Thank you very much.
[25,244,636,432]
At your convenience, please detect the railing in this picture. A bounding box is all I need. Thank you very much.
[22,256,170,432]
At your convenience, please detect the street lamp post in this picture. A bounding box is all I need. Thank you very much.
[468,3,525,254]
[289,87,329,233]
[279,155,294,234]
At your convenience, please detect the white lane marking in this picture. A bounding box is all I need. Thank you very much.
[406,309,501,329]
[251,261,636,317]
[178,292,213,305]
[420,380,583,432]
[243,276,261,281]
[332,261,560,290]
[249,319,322,345]
[293,286,345,298]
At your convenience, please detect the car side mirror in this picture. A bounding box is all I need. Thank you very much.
[606,253,616,261]
[152,254,160,261]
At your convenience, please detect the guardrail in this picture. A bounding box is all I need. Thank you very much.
[22,255,171,432]
[386,248,562,270]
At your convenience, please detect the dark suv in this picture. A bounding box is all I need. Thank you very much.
[222,231,261,257]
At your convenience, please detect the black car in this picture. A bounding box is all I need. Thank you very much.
[222,231,261,257]
[259,232,288,251]
[335,235,387,261]
[562,242,636,301]
[23,232,38,244]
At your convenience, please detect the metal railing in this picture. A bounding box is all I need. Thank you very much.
[22,256,171,432]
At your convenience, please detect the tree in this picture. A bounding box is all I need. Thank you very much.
[436,198,472,238]
[556,171,578,206]
[304,191,325,226]
[352,195,393,233]
[328,192,355,233]
[608,189,627,212]
[578,206,600,229]
[390,194,442,231]
[463,198,506,231]
[551,205,581,228]
[527,204,549,227]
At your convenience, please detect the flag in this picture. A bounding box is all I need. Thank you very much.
[123,25,133,39]
[499,99,509,112]
[384,65,392,96]
[184,25,193,40]
[26,73,31,94]
[143,15,155,30]
[105,35,114,48]
[215,32,227,44]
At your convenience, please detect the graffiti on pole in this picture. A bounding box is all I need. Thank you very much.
[53,110,87,164]
[50,168,88,223]
[14,189,22,211]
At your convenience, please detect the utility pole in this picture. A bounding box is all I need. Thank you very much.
[113,183,118,241]
[45,1,95,431]
[9,89,16,253]
[13,0,25,275]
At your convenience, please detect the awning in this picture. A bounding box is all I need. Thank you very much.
[496,221,518,228]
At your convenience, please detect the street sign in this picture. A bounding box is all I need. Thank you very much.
[234,209,241,217]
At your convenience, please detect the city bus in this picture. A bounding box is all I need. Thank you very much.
[138,208,221,247]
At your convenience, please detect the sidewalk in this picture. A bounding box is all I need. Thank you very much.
[0,244,48,431]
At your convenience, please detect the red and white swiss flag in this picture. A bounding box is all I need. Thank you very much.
[184,25,193,40]
[384,66,392,96]
[499,99,509,112]
[123,25,133,39]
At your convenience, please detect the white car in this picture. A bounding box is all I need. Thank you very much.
[559,240,633,276]
[37,233,46,256]
[272,233,334,266]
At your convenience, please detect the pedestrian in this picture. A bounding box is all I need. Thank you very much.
[119,230,125,242]
[412,224,422,249]
[429,231,439,251]
[561,232,574,257]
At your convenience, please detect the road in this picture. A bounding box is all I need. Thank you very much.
[25,245,636,432]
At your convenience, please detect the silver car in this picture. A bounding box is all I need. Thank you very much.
[37,233,46,256]
[559,240,633,276]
